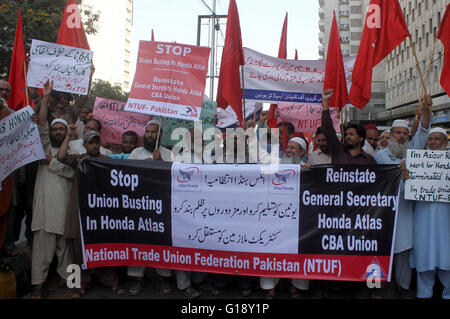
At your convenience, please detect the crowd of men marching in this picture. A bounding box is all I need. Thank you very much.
[0,74,449,300]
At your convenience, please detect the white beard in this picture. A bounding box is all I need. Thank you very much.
[280,153,302,164]
[388,138,408,159]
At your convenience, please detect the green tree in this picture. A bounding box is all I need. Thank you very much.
[0,0,99,77]
[87,79,129,109]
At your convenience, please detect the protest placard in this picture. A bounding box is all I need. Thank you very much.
[92,97,151,147]
[78,159,400,282]
[0,106,45,183]
[27,39,93,95]
[242,47,355,104]
[405,149,450,203]
[278,102,341,133]
[125,41,210,121]
[158,99,217,147]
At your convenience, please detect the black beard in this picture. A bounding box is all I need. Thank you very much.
[143,137,157,152]
[50,134,64,148]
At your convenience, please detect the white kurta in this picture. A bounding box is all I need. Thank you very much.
[129,146,173,161]
[68,138,112,155]
[31,123,74,235]
[373,124,429,254]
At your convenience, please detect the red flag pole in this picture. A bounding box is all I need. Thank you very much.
[408,35,428,96]
[23,62,29,106]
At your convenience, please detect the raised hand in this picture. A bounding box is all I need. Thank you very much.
[43,79,54,97]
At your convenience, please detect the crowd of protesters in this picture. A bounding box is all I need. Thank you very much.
[0,72,449,300]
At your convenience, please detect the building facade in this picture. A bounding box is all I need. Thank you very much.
[80,0,134,92]
[381,0,449,128]
[318,0,386,124]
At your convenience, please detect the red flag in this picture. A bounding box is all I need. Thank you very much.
[7,10,28,111]
[349,0,409,108]
[267,13,288,129]
[216,0,245,123]
[323,12,348,110]
[437,3,450,97]
[57,0,90,50]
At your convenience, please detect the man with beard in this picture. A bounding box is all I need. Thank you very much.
[406,127,449,299]
[306,127,332,166]
[129,120,172,161]
[373,95,431,298]
[321,89,376,165]
[29,81,74,299]
[56,127,125,298]
[280,137,308,165]
[128,120,202,298]
[261,136,310,299]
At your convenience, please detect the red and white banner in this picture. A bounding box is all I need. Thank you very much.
[125,41,210,121]
[278,102,341,133]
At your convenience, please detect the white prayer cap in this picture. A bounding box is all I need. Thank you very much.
[380,130,390,137]
[50,118,68,127]
[289,137,307,150]
[145,119,161,127]
[392,119,409,129]
[429,127,447,137]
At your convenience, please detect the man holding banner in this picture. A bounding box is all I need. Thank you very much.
[374,95,432,297]
[29,81,74,299]
[127,120,201,298]
[407,128,449,299]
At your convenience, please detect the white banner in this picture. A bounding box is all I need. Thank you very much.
[242,47,355,104]
[0,106,46,183]
[171,163,300,253]
[27,39,93,95]
[405,149,450,203]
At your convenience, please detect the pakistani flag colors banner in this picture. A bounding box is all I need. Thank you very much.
[78,159,401,282]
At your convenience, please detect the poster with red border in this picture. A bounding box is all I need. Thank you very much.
[78,159,401,282]
[125,41,210,121]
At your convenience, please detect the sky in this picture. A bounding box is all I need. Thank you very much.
[130,0,320,100]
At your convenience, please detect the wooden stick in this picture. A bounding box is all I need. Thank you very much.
[408,35,428,96]
[155,116,162,150]
[23,61,29,106]
[416,37,437,119]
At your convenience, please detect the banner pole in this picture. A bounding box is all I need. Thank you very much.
[23,61,29,107]
[241,65,247,130]
[408,36,428,97]
[155,116,162,150]
[415,36,437,120]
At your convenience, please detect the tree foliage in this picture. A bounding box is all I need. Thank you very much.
[86,79,129,109]
[0,0,99,77]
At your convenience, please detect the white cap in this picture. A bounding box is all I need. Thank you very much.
[380,130,390,137]
[392,119,409,129]
[145,119,161,127]
[50,118,68,127]
[429,127,447,137]
[289,137,307,150]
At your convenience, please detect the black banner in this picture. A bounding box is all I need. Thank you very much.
[299,164,401,256]
[78,158,173,246]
